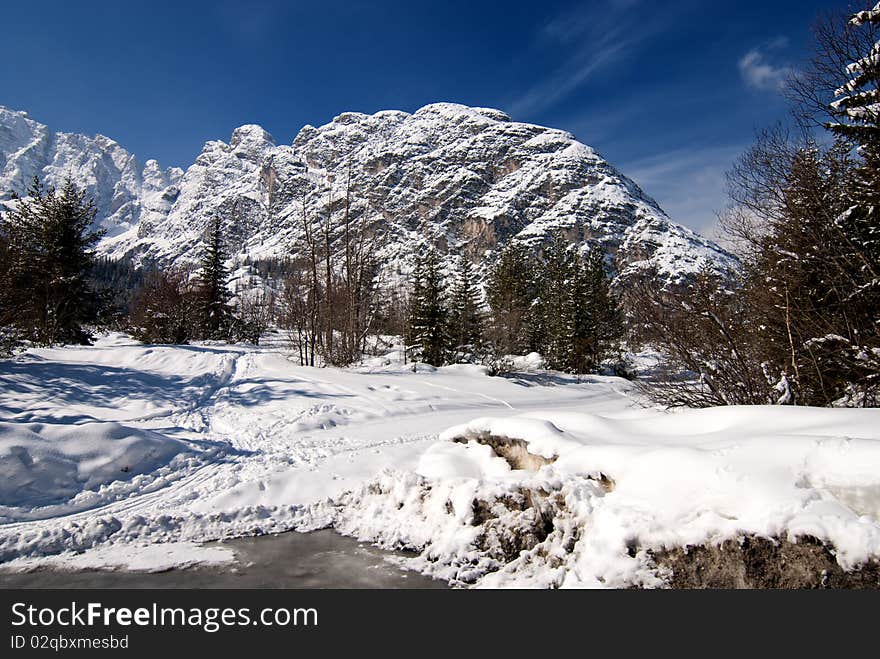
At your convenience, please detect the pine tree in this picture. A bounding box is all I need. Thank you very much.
[539,234,576,371]
[828,3,880,145]
[568,249,621,373]
[447,255,484,362]
[0,177,103,345]
[406,248,448,366]
[196,216,232,340]
[830,5,880,288]
[485,242,535,356]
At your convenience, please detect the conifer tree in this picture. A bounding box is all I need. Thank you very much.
[196,216,232,340]
[569,248,622,373]
[539,234,576,370]
[406,248,448,366]
[829,4,880,281]
[485,242,534,356]
[404,258,425,361]
[828,3,880,145]
[447,255,484,362]
[0,177,103,345]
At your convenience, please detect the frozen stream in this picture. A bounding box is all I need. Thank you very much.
[0,530,446,589]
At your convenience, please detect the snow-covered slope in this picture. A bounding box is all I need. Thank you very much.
[1,104,733,282]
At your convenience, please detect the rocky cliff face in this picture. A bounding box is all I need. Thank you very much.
[0,103,734,282]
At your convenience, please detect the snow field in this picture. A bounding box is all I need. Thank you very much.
[1,333,879,587]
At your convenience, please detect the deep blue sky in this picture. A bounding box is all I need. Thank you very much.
[0,0,854,235]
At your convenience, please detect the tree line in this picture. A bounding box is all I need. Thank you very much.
[624,4,880,407]
[404,237,622,373]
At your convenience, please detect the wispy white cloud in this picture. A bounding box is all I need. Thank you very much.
[621,144,746,238]
[541,0,640,44]
[508,1,658,118]
[509,35,635,118]
[738,37,794,92]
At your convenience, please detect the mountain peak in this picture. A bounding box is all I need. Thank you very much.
[413,102,512,123]
[230,124,275,150]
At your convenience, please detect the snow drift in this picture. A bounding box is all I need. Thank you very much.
[313,406,880,587]
[0,421,190,521]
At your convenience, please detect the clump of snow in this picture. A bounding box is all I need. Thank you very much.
[0,421,190,515]
[509,352,546,372]
[314,406,880,587]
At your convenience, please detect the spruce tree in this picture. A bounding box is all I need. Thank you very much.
[485,242,535,356]
[197,216,232,340]
[406,248,448,366]
[829,4,880,284]
[0,177,103,345]
[539,233,575,371]
[570,248,621,373]
[404,258,426,360]
[828,3,880,145]
[447,255,484,362]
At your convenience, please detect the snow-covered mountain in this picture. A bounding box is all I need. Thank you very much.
[0,103,734,281]
[0,106,183,245]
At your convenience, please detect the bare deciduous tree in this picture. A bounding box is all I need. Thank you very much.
[278,169,384,366]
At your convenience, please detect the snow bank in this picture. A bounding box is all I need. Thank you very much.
[316,406,880,587]
[0,541,235,573]
[0,421,192,521]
